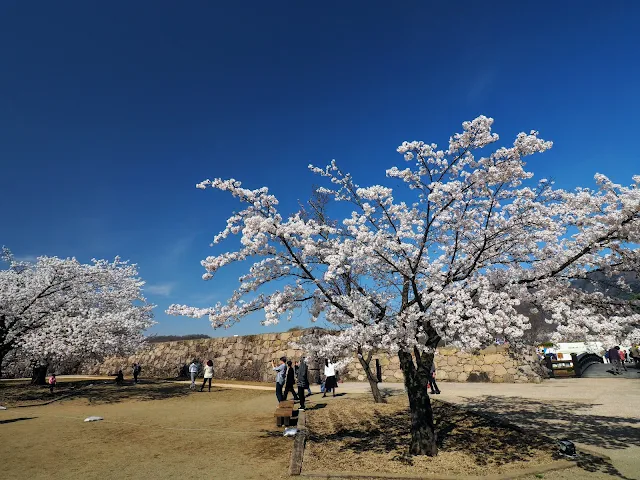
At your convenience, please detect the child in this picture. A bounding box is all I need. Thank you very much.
[49,373,57,394]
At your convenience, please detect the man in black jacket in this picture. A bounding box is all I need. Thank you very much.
[608,346,622,375]
[296,358,310,410]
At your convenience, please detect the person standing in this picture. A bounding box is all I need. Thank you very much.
[322,359,337,398]
[188,360,199,390]
[48,373,57,394]
[283,360,299,401]
[200,360,214,392]
[272,357,287,403]
[132,363,141,384]
[428,362,441,395]
[296,358,309,410]
[619,350,628,371]
[608,346,622,375]
[631,344,640,369]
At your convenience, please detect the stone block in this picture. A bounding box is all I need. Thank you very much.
[393,370,404,380]
[493,364,507,376]
[447,356,458,366]
[480,345,497,355]
[457,372,468,382]
[483,354,505,365]
[481,364,494,372]
[464,364,475,373]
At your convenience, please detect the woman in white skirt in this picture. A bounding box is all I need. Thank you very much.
[323,359,337,398]
[200,360,214,392]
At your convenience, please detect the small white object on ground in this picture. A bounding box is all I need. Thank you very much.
[283,427,298,437]
[0,406,7,410]
[84,416,104,422]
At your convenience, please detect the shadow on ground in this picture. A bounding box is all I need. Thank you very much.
[308,401,555,466]
[0,417,36,424]
[0,380,197,406]
[459,395,640,479]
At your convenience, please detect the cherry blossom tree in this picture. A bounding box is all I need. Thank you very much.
[0,248,154,382]
[169,116,639,455]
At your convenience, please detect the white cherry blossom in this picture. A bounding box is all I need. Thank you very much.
[170,116,639,455]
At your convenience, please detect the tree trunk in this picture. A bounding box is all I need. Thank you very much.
[357,348,386,404]
[398,349,437,456]
[31,364,48,385]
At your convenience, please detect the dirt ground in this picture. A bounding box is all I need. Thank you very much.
[304,395,621,478]
[0,381,290,480]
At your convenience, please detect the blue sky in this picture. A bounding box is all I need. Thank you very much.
[2,1,638,337]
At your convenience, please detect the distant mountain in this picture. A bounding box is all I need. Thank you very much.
[145,334,211,343]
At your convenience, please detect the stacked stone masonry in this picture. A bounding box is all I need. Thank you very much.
[85,330,542,384]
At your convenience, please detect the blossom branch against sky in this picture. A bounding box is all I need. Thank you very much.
[169,116,639,352]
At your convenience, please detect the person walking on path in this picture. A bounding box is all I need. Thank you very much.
[189,360,199,389]
[200,360,214,392]
[322,359,337,398]
[296,358,309,410]
[272,357,287,403]
[428,362,441,395]
[48,373,56,394]
[608,346,622,375]
[283,360,299,401]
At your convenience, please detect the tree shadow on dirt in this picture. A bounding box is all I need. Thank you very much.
[459,395,639,479]
[308,401,555,466]
[1,380,195,406]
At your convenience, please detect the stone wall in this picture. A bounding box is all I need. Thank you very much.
[352,344,543,384]
[84,330,542,383]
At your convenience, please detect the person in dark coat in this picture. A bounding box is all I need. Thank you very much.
[283,360,299,401]
[608,346,622,375]
[296,358,309,410]
[428,361,441,395]
[132,363,141,383]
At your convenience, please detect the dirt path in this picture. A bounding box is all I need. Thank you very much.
[436,378,640,480]
[0,384,290,480]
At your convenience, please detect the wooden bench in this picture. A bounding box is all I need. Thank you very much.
[275,400,296,426]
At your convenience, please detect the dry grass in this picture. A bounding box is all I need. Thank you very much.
[0,381,290,480]
[304,395,559,476]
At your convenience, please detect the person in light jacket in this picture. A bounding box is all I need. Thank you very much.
[272,357,287,403]
[188,360,199,390]
[200,360,214,392]
[323,359,337,398]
